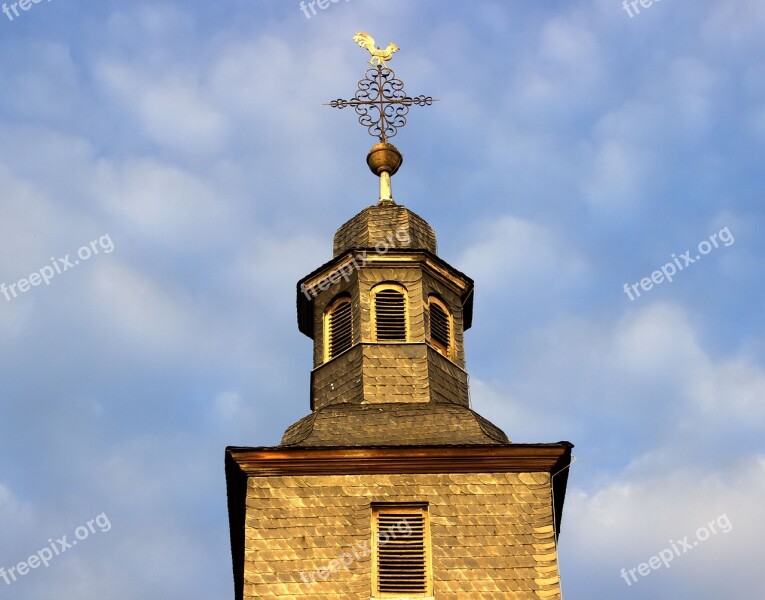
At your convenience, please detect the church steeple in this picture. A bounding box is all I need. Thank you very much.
[288,33,505,446]
[226,34,572,600]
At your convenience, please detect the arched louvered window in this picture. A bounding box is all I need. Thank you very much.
[325,296,353,361]
[373,285,407,341]
[428,296,452,357]
[372,504,432,597]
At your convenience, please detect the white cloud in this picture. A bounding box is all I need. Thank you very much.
[458,215,587,293]
[582,137,648,211]
[614,303,704,380]
[88,261,213,361]
[472,301,765,455]
[692,356,765,420]
[0,483,34,535]
[214,391,258,439]
[95,62,229,154]
[93,157,234,249]
[0,41,83,120]
[562,457,765,598]
[702,0,765,45]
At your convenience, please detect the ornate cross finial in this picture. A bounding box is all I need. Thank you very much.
[327,32,434,143]
[326,32,436,203]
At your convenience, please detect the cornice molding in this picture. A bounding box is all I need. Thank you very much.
[227,444,572,477]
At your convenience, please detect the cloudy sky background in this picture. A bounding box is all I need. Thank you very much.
[0,0,763,598]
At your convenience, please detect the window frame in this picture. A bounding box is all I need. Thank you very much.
[371,283,409,343]
[370,503,433,599]
[427,295,453,359]
[323,295,354,362]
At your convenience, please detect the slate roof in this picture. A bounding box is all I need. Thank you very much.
[281,402,510,446]
[333,201,438,256]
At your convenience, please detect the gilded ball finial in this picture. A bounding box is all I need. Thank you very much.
[366,141,403,177]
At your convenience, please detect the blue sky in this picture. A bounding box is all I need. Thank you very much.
[0,0,763,598]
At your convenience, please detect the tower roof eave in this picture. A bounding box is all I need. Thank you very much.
[280,402,509,447]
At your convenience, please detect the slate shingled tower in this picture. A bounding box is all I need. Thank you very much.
[225,33,573,600]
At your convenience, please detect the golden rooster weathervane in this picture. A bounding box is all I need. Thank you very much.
[326,32,436,203]
[352,32,399,68]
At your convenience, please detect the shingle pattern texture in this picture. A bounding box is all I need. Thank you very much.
[281,403,509,446]
[312,342,470,409]
[243,472,561,599]
[333,202,438,256]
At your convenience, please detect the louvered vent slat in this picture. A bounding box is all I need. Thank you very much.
[375,290,406,341]
[376,512,428,594]
[429,302,450,352]
[328,300,352,358]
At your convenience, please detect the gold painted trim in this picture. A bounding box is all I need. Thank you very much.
[323,295,353,363]
[370,282,410,342]
[427,295,454,360]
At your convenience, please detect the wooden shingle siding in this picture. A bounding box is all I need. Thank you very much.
[311,344,470,411]
[281,403,509,446]
[333,203,438,257]
[242,472,561,599]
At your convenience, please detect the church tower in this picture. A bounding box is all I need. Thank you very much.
[225,33,573,600]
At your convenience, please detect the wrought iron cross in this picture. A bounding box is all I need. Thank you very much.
[325,33,436,203]
[325,32,436,143]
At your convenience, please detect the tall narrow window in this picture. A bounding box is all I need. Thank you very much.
[373,286,407,341]
[325,296,353,360]
[372,504,432,597]
[428,296,451,358]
